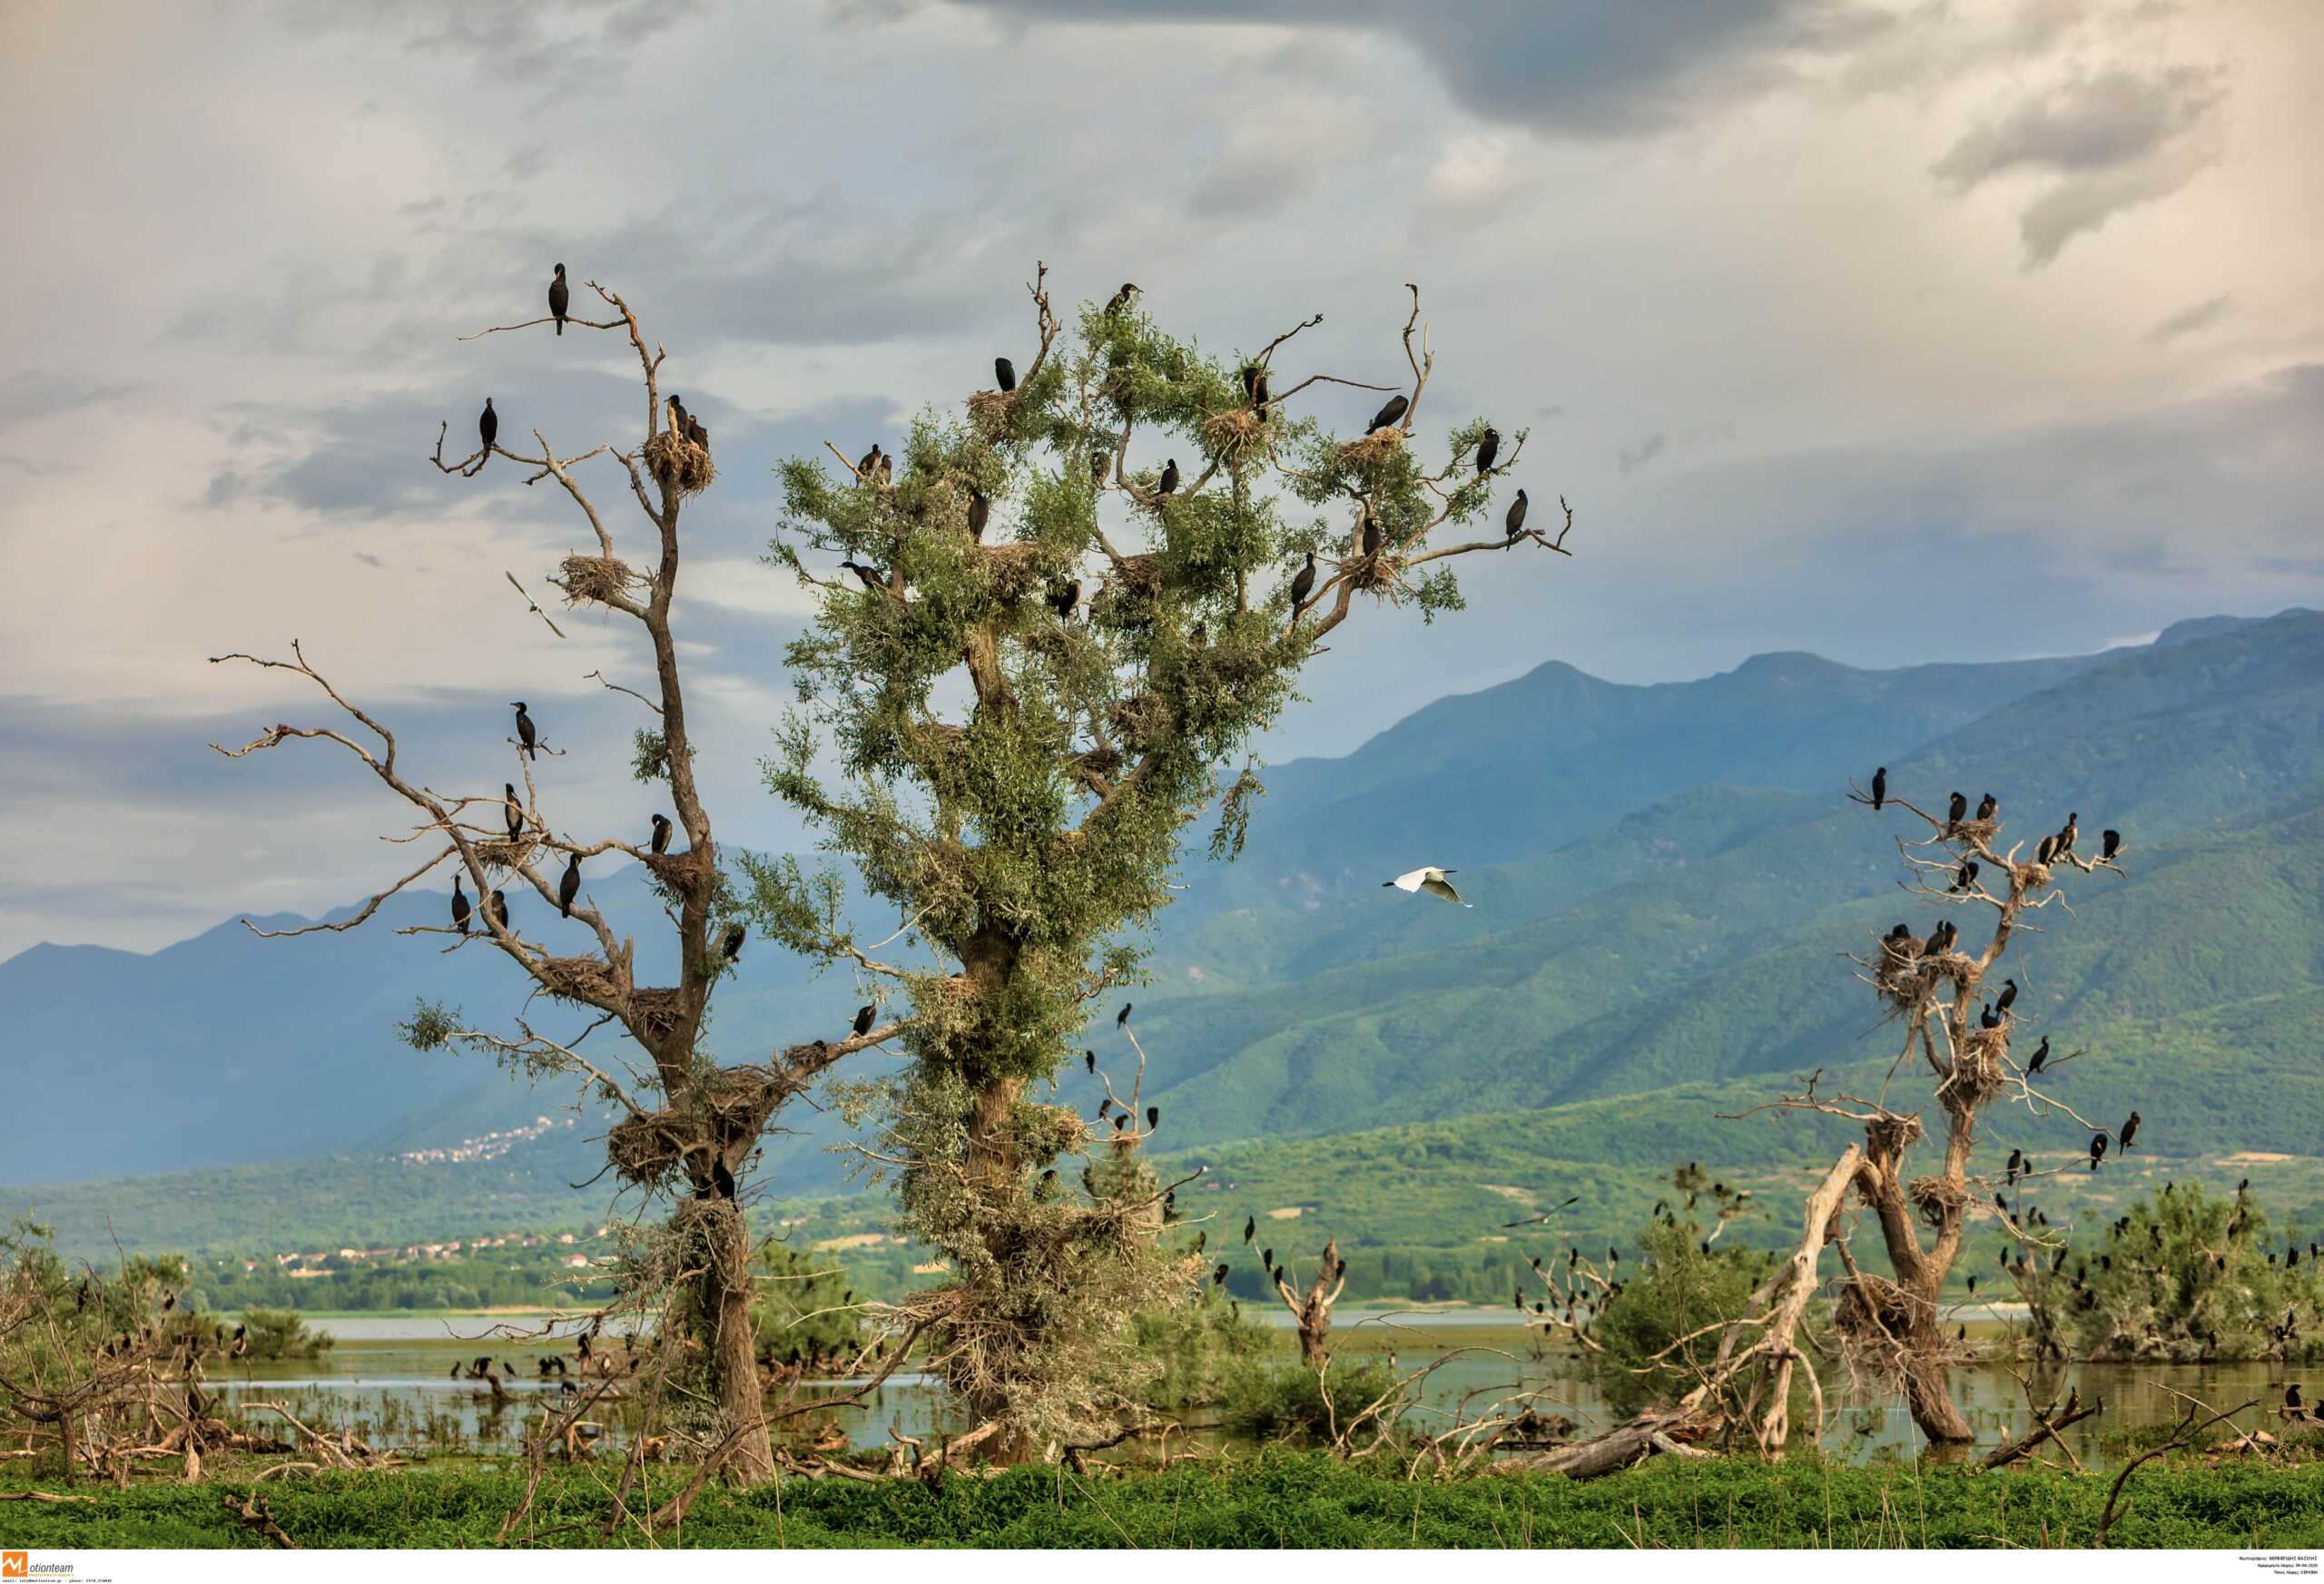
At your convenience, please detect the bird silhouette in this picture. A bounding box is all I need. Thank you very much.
[967,489,990,540]
[488,890,510,932]
[1475,427,1499,476]
[451,874,472,936]
[2089,1134,2107,1171]
[2027,1036,2050,1075]
[558,853,580,918]
[511,702,537,760]
[1118,1004,1133,1028]
[1364,393,1409,433]
[722,923,745,961]
[1287,550,1317,611]
[1950,860,1980,893]
[1974,792,1997,823]
[548,264,569,335]
[650,813,673,855]
[1106,283,1140,317]
[2101,829,2122,861]
[2120,1111,2141,1150]
[994,357,1017,393]
[1244,1215,1256,1245]
[1156,459,1179,496]
[2054,812,2078,859]
[478,397,497,466]
[1994,978,2017,1016]
[1146,1105,1158,1129]
[1504,490,1529,544]
[1946,792,1967,831]
[505,783,524,843]
[1871,767,1886,810]
[852,1004,876,1038]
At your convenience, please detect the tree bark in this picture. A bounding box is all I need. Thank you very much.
[1902,1338,1975,1443]
[701,1207,775,1484]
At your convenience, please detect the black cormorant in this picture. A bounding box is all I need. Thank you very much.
[558,853,580,918]
[1146,1105,1158,1129]
[1946,791,1967,831]
[1362,508,1383,560]
[1950,860,1979,892]
[1213,1263,1228,1286]
[856,444,881,478]
[1085,1049,1097,1073]
[1287,550,1316,611]
[967,488,990,540]
[1243,1215,1256,1244]
[2055,812,2078,859]
[2005,1147,2024,1185]
[995,357,1016,393]
[1974,792,1996,822]
[1981,1002,2000,1029]
[452,874,472,935]
[2102,829,2121,861]
[2089,1134,2107,1171]
[2120,1111,2141,1150]
[511,702,537,759]
[667,394,691,440]
[723,923,745,961]
[548,264,569,334]
[650,813,673,855]
[1994,978,2017,1016]
[1504,489,1529,545]
[2036,835,2057,866]
[2028,1036,2050,1074]
[1475,426,1499,476]
[489,890,510,931]
[1364,393,1408,433]
[1118,1003,1133,1028]
[841,560,884,592]
[1871,767,1886,810]
[1157,459,1178,496]
[852,1004,875,1038]
[1090,449,1110,482]
[506,782,524,843]
[1048,580,1079,619]
[478,397,497,462]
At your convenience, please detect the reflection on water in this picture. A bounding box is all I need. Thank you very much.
[207,1309,2304,1467]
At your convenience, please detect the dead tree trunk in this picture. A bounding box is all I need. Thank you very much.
[1273,1240,1346,1368]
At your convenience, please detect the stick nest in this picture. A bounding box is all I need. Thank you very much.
[535,953,623,1008]
[472,839,528,871]
[1945,1026,2009,1109]
[1836,1272,1921,1349]
[966,389,1019,439]
[642,851,704,893]
[1874,935,1929,1005]
[1946,817,1998,846]
[1866,1112,1925,1162]
[605,1066,793,1189]
[644,429,715,496]
[1907,1173,1966,1230]
[1201,407,1269,461]
[1338,428,1406,464]
[558,554,645,607]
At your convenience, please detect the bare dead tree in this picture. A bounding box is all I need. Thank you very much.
[1266,1239,1349,1370]
[206,284,899,1487]
[1724,782,2128,1443]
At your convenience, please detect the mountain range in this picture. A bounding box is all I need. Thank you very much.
[6,607,2321,1260]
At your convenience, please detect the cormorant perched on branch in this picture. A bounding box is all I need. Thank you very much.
[840,561,884,593]
[2005,1148,2024,1186]
[2102,829,2122,861]
[1213,1263,1228,1286]
[1157,459,1179,496]
[994,356,1016,394]
[1974,792,1997,823]
[1047,580,1079,619]
[1364,393,1408,433]
[684,411,709,455]
[511,702,537,760]
[2054,812,2078,859]
[1118,1004,1133,1028]
[1980,1002,2001,1030]
[856,443,881,479]
[1244,1215,1256,1244]
[1085,1049,1097,1074]
[1994,978,2017,1016]
[558,853,580,918]
[1946,792,1967,831]
[967,489,990,541]
[667,394,691,441]
[852,1004,876,1038]
[2027,1036,2050,1075]
[1287,550,1317,611]
[506,782,524,843]
[1475,426,1499,476]
[2036,835,2057,866]
[2120,1111,2141,1150]
[452,874,471,936]
[1106,282,1140,317]
[478,397,497,463]
[1949,861,1979,892]
[650,813,673,855]
[548,264,569,335]
[722,923,745,961]
[1871,767,1886,810]
[1504,489,1529,546]
[488,890,510,932]
[1146,1105,1158,1129]
[1090,449,1110,482]
[2089,1133,2107,1171]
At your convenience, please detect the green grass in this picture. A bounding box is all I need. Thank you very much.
[7,1452,2324,1549]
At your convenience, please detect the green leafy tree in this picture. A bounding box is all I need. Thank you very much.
[2063,1182,2324,1362]
[757,269,1571,1456]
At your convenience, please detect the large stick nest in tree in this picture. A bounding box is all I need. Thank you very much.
[976,540,1049,602]
[1835,1272,1922,1351]
[535,952,623,1008]
[1944,1026,2009,1109]
[966,388,1019,439]
[606,1065,794,1190]
[629,986,684,1045]
[1866,1112,1925,1162]
[558,553,645,607]
[642,851,704,893]
[1338,428,1406,464]
[1948,817,1999,846]
[1201,407,1269,461]
[471,839,529,871]
[644,429,714,496]
[1874,934,1927,1004]
[1907,1173,1966,1231]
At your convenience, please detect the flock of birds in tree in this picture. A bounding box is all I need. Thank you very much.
[1865,768,2140,1175]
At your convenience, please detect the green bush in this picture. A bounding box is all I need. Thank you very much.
[236,1306,334,1360]
[1578,1198,1782,1417]
[1219,1356,1402,1440]
[2067,1182,2324,1362]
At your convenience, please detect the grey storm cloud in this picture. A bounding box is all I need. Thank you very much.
[270,0,713,98]
[1931,62,2227,263]
[2145,294,2230,346]
[952,0,1891,138]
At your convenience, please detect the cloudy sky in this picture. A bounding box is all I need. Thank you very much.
[2,0,2319,959]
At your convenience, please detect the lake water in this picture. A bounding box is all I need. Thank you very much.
[207,1308,2299,1468]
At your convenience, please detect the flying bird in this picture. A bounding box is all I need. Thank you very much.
[1871,767,1886,810]
[650,813,673,855]
[511,702,537,759]
[1500,1196,1582,1228]
[1504,490,1529,544]
[558,853,580,918]
[994,356,1017,394]
[452,874,471,936]
[1157,458,1179,496]
[478,397,497,463]
[1364,393,1409,433]
[1287,550,1317,611]
[852,1004,876,1038]
[548,263,569,335]
[1384,867,1469,907]
[1475,427,1499,476]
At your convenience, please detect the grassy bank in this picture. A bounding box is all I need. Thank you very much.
[7,1451,2324,1549]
